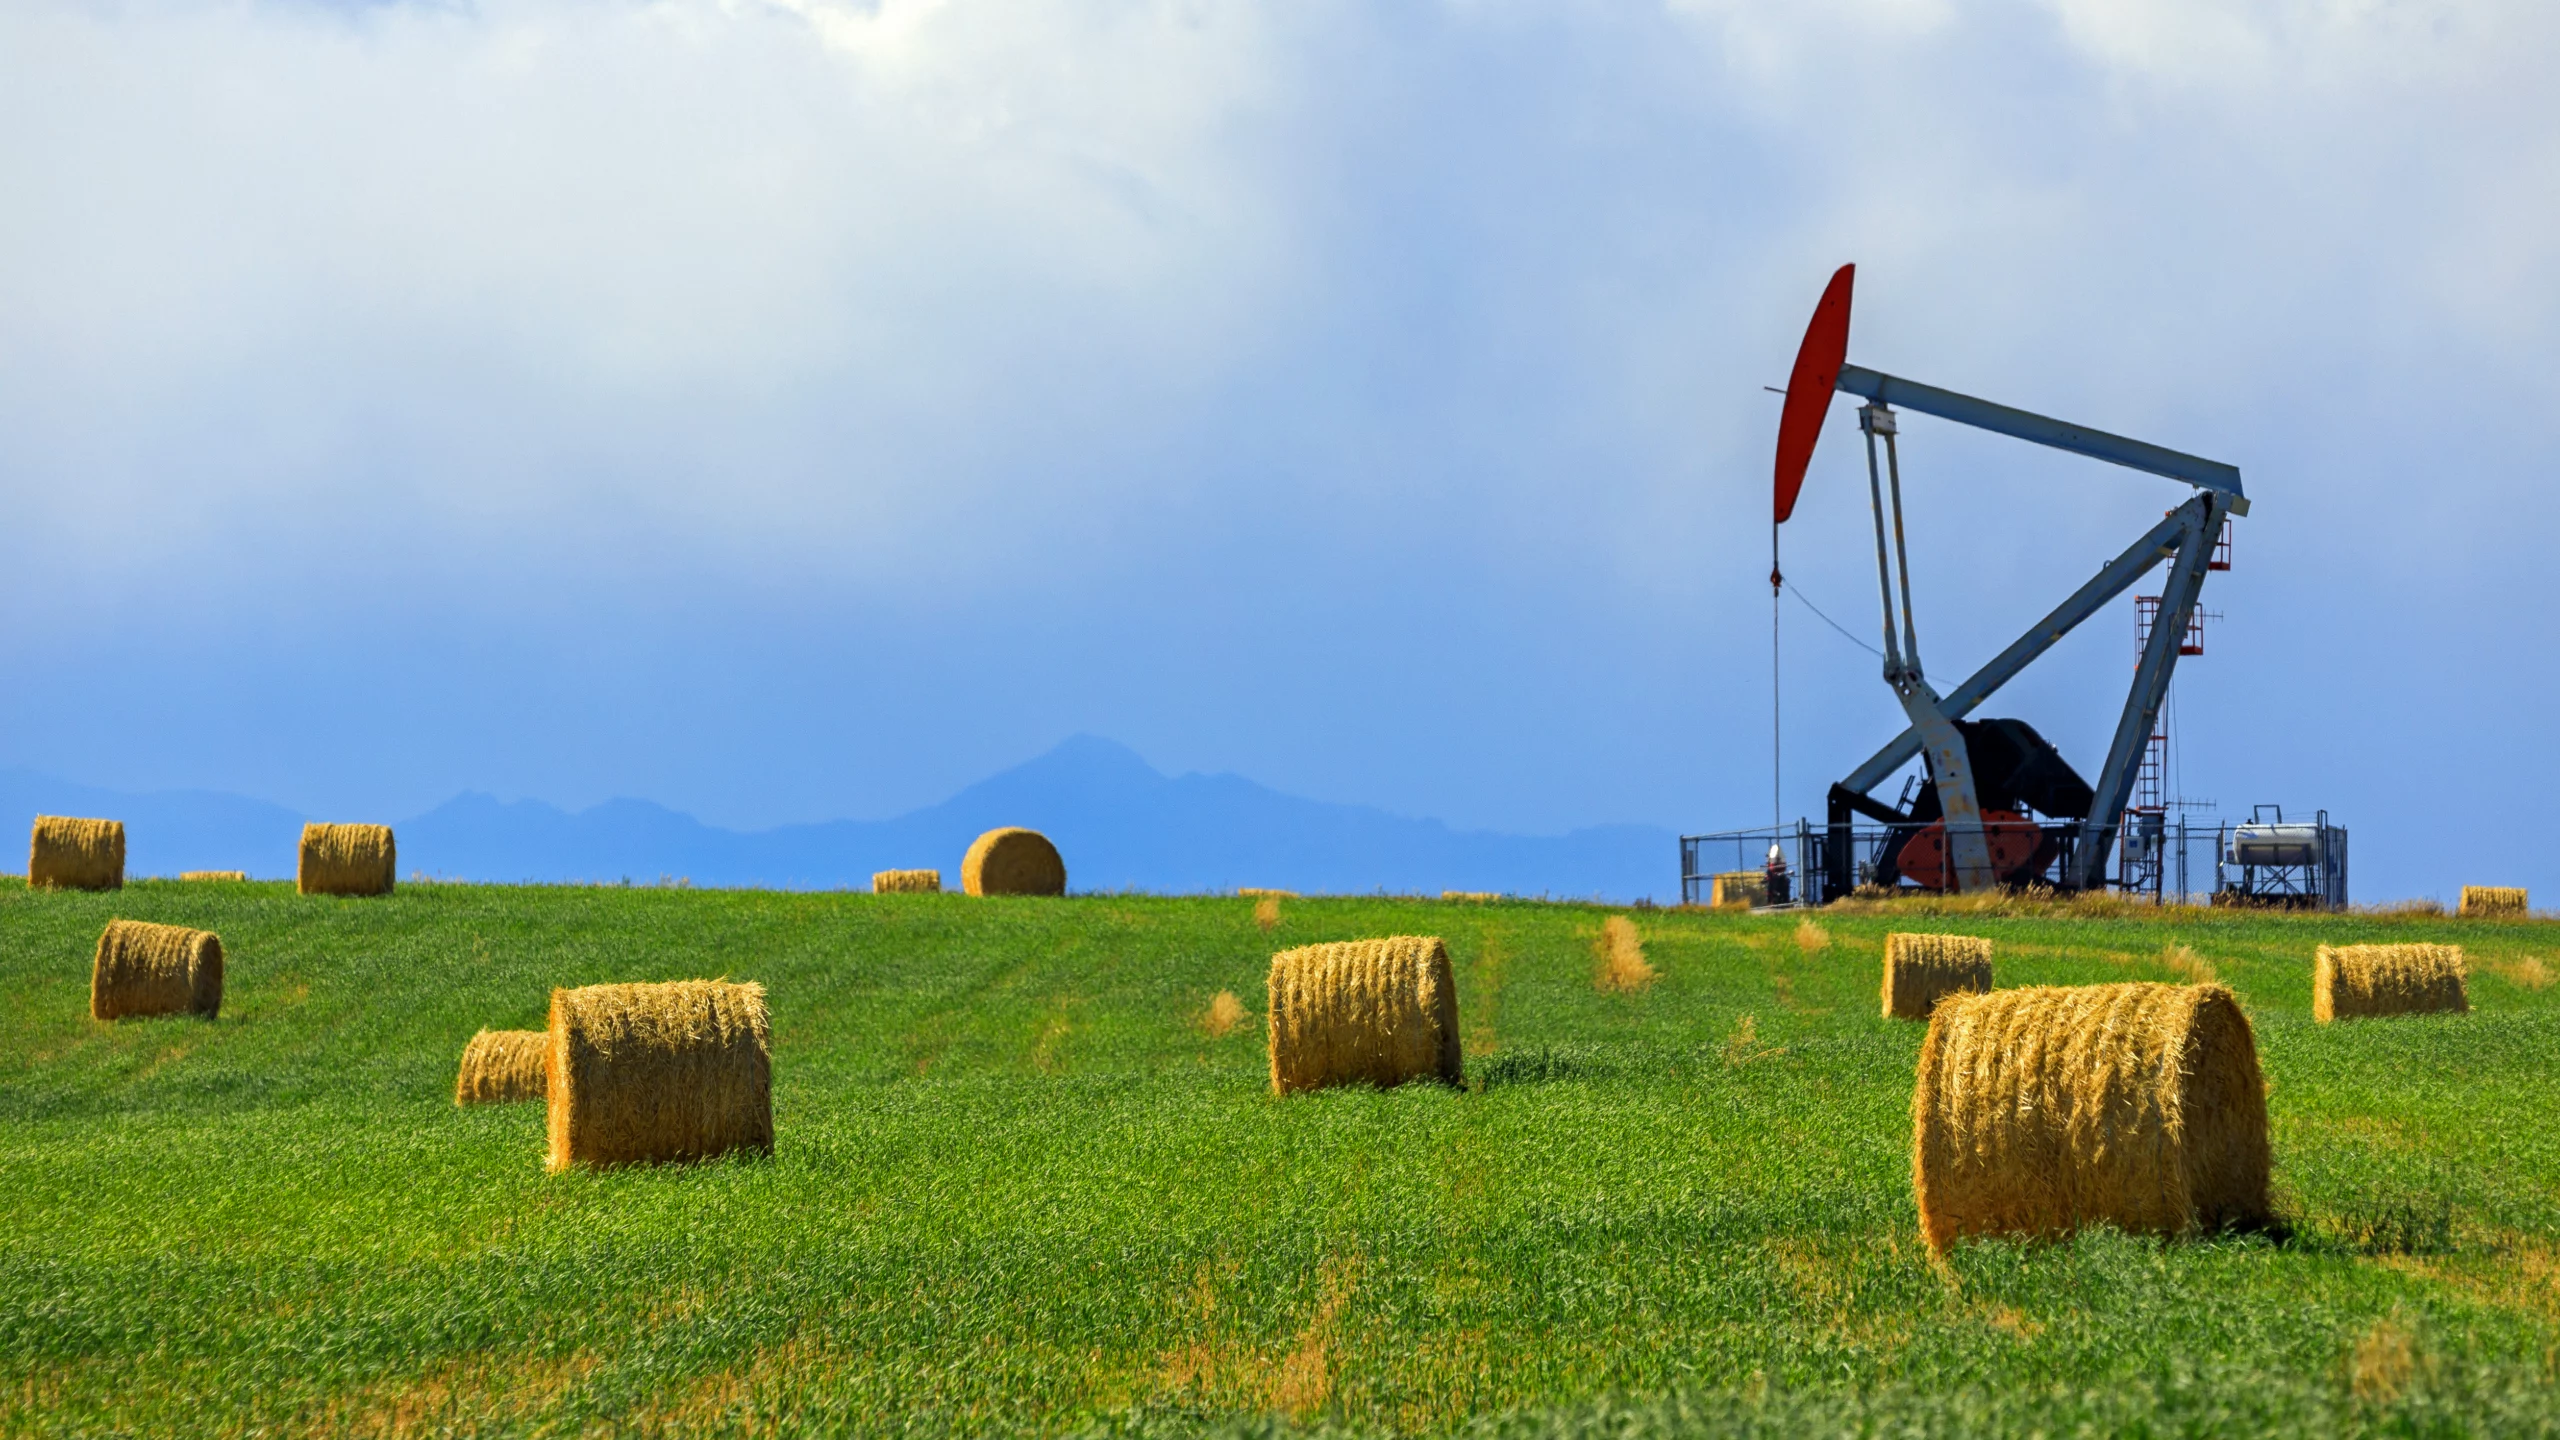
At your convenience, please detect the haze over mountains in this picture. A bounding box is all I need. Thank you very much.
[0,737,1674,901]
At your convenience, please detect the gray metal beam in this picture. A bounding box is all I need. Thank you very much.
[1900,684,1998,891]
[1839,502,2199,797]
[2070,493,2231,888]
[1836,365,2247,511]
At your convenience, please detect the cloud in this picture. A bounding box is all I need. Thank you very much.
[0,0,2552,896]
[0,0,1302,587]
[7,0,2551,591]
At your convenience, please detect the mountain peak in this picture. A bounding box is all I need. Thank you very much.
[1025,734,1163,778]
[954,734,1169,802]
[0,737,1672,898]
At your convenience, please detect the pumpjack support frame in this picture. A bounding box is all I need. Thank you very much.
[1775,266,2246,896]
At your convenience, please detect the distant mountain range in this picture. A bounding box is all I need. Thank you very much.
[0,736,1678,901]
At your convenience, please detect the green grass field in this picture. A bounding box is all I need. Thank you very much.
[4,880,2556,1437]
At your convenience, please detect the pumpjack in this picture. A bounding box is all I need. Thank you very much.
[1771,265,2246,897]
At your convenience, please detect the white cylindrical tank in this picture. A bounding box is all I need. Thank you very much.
[2229,823,2324,867]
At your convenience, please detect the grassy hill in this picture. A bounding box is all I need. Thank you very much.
[3,880,2555,1436]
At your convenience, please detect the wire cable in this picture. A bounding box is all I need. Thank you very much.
[1784,579,1885,660]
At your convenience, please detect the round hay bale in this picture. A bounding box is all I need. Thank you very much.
[1881,932,1993,1020]
[454,1028,550,1106]
[30,816,124,891]
[1912,982,2270,1254]
[2457,886,2528,918]
[546,979,772,1171]
[2314,944,2467,1022]
[1266,935,1463,1094]
[961,828,1065,897]
[298,823,395,897]
[872,869,942,894]
[92,918,222,1021]
[180,870,249,883]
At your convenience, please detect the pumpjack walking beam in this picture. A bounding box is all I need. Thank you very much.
[1834,366,2249,505]
[1771,264,2246,894]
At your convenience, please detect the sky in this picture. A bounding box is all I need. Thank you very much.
[1,0,2554,901]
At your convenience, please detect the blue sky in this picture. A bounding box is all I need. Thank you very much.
[1,0,2554,900]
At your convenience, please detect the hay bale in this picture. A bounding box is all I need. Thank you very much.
[1440,891,1498,903]
[180,870,249,883]
[961,827,1065,896]
[1911,982,2270,1253]
[1596,914,1656,992]
[546,979,772,1171]
[299,823,395,897]
[1200,990,1247,1038]
[454,1028,550,1105]
[1882,932,1993,1020]
[91,918,222,1020]
[30,816,124,891]
[1238,887,1298,898]
[1710,871,1765,910]
[1266,935,1462,1094]
[2314,944,2467,1022]
[2458,886,2528,918]
[873,869,942,894]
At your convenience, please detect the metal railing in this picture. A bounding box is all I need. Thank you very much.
[1682,821,2095,907]
[1682,813,2346,909]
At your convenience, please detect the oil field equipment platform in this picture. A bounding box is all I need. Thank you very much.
[1687,265,2345,910]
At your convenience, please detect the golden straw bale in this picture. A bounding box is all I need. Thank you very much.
[1710,871,1765,910]
[872,869,942,894]
[1199,990,1247,1038]
[1882,932,1993,1020]
[1441,891,1498,903]
[1595,915,1657,992]
[2458,886,2528,918]
[1911,982,2270,1254]
[2489,956,2550,990]
[1238,887,1298,898]
[298,823,395,897]
[1267,936,1463,1094]
[454,1029,550,1105]
[30,816,124,891]
[2314,944,2467,1022]
[91,918,222,1021]
[546,979,773,1171]
[961,828,1066,896]
[180,870,249,883]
